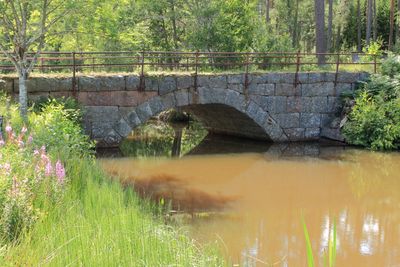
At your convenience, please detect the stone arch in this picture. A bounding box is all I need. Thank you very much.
[103,88,288,146]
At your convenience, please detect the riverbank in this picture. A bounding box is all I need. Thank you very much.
[0,97,224,266]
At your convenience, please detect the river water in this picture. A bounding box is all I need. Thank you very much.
[99,121,400,266]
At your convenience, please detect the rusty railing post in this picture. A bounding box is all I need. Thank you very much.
[72,51,77,98]
[92,56,95,72]
[40,57,44,73]
[334,52,340,87]
[138,51,145,91]
[244,52,250,93]
[194,50,199,91]
[294,50,301,87]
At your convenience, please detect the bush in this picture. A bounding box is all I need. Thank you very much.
[343,74,400,150]
[29,99,94,160]
[381,53,400,78]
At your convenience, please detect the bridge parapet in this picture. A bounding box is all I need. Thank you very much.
[0,71,369,147]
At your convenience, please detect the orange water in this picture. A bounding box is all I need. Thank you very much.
[100,147,400,266]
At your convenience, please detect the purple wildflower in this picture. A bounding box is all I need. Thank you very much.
[0,139,4,147]
[45,161,53,177]
[21,126,27,134]
[55,160,66,184]
[27,135,33,144]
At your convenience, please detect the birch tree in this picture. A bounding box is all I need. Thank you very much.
[0,0,71,119]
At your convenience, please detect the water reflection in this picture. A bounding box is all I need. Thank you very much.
[99,121,400,266]
[117,174,238,214]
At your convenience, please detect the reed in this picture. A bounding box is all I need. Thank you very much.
[302,215,337,267]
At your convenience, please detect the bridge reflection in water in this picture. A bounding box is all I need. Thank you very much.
[99,121,400,266]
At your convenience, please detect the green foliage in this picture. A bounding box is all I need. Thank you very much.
[381,53,400,77]
[29,100,94,159]
[343,74,400,150]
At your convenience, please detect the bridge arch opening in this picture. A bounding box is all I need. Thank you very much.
[180,103,271,141]
[102,88,288,147]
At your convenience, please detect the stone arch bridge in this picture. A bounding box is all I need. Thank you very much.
[0,72,368,147]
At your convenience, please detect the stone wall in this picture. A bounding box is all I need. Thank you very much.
[0,72,369,147]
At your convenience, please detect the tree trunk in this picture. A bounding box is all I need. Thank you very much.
[292,0,299,48]
[389,0,395,50]
[335,26,341,51]
[265,0,270,23]
[18,70,28,120]
[397,0,400,43]
[357,0,362,52]
[169,0,179,51]
[327,0,333,52]
[372,0,377,41]
[171,127,182,157]
[315,0,326,65]
[366,0,373,46]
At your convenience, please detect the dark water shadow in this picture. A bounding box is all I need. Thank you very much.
[186,133,273,155]
[119,174,238,214]
[185,133,350,160]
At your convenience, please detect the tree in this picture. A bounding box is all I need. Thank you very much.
[366,0,373,46]
[389,0,395,49]
[357,0,362,51]
[265,0,270,23]
[327,0,334,52]
[315,0,326,64]
[0,0,71,118]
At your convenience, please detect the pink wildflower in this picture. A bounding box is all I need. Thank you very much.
[5,125,12,133]
[55,160,66,184]
[21,126,27,134]
[27,135,33,144]
[0,139,4,147]
[45,161,53,177]
[18,140,24,148]
[41,153,50,164]
[33,149,39,156]
[3,163,11,175]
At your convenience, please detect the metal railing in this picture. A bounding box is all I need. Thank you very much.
[0,51,380,92]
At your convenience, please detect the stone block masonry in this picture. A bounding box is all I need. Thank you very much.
[0,72,369,147]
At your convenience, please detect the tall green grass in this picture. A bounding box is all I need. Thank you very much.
[1,157,225,266]
[302,216,337,267]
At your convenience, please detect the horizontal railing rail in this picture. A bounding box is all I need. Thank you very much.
[0,51,381,93]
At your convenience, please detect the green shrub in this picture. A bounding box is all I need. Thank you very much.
[343,74,400,150]
[29,99,94,160]
[381,53,400,77]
